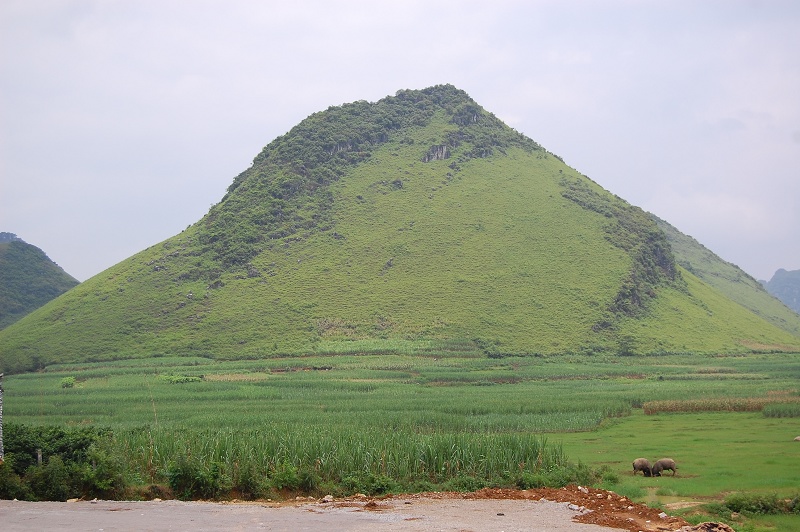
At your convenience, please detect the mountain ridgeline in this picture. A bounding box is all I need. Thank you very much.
[1,85,798,373]
[0,232,79,330]
[762,269,800,315]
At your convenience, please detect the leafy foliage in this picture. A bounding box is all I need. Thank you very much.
[2,423,111,475]
[724,492,800,515]
[0,423,124,500]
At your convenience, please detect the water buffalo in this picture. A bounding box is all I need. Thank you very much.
[651,458,677,476]
[632,457,652,476]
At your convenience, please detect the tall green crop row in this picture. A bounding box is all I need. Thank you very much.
[1,423,589,500]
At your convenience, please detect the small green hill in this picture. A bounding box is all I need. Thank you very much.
[1,86,798,373]
[0,232,79,330]
[763,268,800,314]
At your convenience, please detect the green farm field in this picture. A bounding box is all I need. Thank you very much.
[3,351,800,529]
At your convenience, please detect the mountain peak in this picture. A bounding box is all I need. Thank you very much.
[0,232,21,244]
[1,86,798,373]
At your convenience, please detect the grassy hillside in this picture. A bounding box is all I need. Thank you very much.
[653,216,800,336]
[1,86,799,373]
[0,234,79,329]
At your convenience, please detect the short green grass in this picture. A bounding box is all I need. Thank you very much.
[559,411,800,497]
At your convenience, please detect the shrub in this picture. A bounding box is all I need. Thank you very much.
[341,473,398,495]
[0,458,29,500]
[80,443,127,499]
[516,462,598,489]
[298,467,320,493]
[516,472,547,489]
[231,460,266,500]
[167,455,228,500]
[25,456,79,501]
[3,423,112,475]
[597,465,619,485]
[269,463,300,491]
[724,492,784,515]
[60,376,76,388]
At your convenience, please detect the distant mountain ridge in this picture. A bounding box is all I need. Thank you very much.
[0,232,79,329]
[651,217,800,336]
[1,85,799,373]
[763,269,800,314]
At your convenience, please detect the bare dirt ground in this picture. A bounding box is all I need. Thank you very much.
[1,485,729,532]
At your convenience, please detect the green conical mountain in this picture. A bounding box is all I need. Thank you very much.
[1,85,798,373]
[0,232,79,330]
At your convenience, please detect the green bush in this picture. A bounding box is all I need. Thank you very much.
[298,467,320,493]
[516,472,548,489]
[724,492,784,515]
[0,458,30,500]
[341,473,398,495]
[3,423,112,475]
[269,463,300,491]
[231,460,267,500]
[167,455,229,500]
[80,443,127,499]
[597,465,619,485]
[60,376,76,388]
[25,456,79,501]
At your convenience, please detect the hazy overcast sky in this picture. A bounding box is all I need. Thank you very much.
[2,0,798,282]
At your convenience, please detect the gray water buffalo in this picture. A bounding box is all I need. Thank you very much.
[632,458,652,476]
[651,458,677,476]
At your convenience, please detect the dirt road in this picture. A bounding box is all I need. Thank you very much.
[0,486,693,531]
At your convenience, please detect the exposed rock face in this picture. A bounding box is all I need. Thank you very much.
[423,144,450,161]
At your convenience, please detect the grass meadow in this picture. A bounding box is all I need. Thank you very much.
[3,351,800,529]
